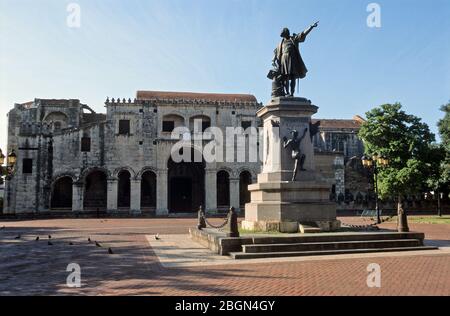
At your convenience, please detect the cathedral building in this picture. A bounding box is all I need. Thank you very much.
[2,90,366,216]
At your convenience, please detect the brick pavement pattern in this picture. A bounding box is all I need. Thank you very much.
[0,217,449,296]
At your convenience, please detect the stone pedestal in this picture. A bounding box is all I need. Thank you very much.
[242,97,340,233]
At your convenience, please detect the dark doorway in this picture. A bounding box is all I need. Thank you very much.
[239,171,252,208]
[118,170,131,208]
[141,170,156,209]
[84,170,107,209]
[168,149,205,213]
[169,178,192,212]
[51,176,73,209]
[217,170,230,209]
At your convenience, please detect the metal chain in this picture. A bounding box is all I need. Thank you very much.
[341,213,396,230]
[202,213,229,229]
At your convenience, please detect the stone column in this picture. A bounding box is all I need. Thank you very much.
[130,179,141,214]
[107,178,118,213]
[205,169,217,214]
[230,177,240,212]
[72,181,83,212]
[156,169,168,215]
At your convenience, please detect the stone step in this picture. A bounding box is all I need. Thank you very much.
[230,246,439,260]
[248,232,425,245]
[242,239,421,253]
[299,224,322,234]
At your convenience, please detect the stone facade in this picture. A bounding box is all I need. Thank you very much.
[3,91,261,215]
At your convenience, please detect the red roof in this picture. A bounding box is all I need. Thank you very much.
[312,118,364,129]
[136,90,257,103]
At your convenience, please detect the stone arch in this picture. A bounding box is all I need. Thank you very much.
[113,166,137,180]
[239,170,253,208]
[141,169,157,209]
[50,176,73,209]
[117,170,131,208]
[189,114,211,132]
[43,111,69,131]
[52,172,77,183]
[79,167,111,183]
[166,142,204,164]
[83,169,107,209]
[235,167,257,181]
[162,113,185,132]
[167,146,205,213]
[217,169,230,209]
[137,166,158,180]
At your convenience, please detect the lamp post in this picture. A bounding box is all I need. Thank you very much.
[0,149,5,179]
[0,148,17,179]
[361,154,389,224]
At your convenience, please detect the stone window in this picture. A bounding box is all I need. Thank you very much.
[118,120,130,135]
[190,115,211,132]
[162,121,175,132]
[22,158,33,174]
[81,137,91,152]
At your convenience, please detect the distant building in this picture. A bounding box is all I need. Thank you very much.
[312,116,372,208]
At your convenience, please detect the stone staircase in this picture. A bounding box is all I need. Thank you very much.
[228,232,437,259]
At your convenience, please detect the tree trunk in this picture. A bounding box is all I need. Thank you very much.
[397,195,409,232]
[437,189,442,217]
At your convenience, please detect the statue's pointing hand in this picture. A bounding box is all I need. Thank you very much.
[312,21,319,28]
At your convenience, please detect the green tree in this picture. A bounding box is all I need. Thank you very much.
[437,102,450,187]
[358,103,435,232]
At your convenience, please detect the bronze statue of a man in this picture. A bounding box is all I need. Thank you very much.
[283,128,308,181]
[274,22,318,97]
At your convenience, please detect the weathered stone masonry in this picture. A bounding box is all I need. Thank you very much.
[3,91,262,215]
[3,90,367,215]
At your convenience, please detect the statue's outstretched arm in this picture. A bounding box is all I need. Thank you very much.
[298,21,319,42]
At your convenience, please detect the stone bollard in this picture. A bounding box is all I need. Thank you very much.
[197,205,206,230]
[223,207,239,237]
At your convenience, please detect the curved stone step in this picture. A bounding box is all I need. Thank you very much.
[230,246,439,259]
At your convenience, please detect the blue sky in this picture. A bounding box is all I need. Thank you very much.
[1,0,449,151]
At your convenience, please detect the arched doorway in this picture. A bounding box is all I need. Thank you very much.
[217,170,230,210]
[141,170,156,209]
[118,170,131,208]
[239,171,253,208]
[168,149,205,213]
[51,176,73,209]
[84,170,107,209]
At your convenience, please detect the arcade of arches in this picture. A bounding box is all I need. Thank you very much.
[49,166,252,213]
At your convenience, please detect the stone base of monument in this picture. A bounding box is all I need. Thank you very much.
[242,178,340,233]
[189,228,438,259]
[242,173,341,233]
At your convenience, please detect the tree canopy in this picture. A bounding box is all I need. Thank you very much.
[437,102,450,186]
[358,103,435,200]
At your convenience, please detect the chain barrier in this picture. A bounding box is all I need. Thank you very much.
[341,212,396,230]
[202,213,229,229]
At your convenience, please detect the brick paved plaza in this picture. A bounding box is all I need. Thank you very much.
[0,216,449,296]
